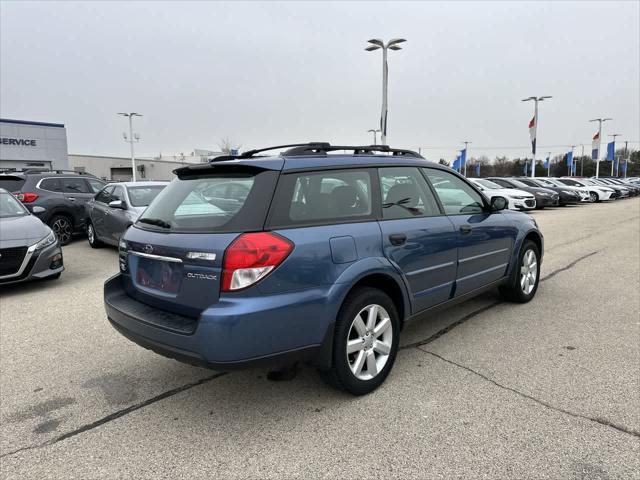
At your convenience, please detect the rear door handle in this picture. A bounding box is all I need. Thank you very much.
[460,225,472,235]
[67,197,76,201]
[389,233,407,246]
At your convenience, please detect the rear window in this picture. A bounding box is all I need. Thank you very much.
[269,169,374,227]
[0,176,26,192]
[136,169,277,233]
[127,185,165,207]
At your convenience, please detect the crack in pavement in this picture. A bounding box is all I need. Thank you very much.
[545,215,639,253]
[0,248,608,459]
[0,372,227,459]
[417,348,640,439]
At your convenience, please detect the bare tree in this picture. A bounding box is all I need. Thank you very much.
[218,137,242,154]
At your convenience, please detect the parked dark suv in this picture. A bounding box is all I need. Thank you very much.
[105,143,544,395]
[0,169,106,245]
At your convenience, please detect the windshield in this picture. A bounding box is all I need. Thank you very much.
[535,179,555,187]
[474,179,503,190]
[0,192,29,218]
[136,170,277,233]
[127,185,166,207]
[509,179,531,189]
[557,179,582,186]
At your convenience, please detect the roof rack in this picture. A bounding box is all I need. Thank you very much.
[22,168,98,177]
[209,142,422,162]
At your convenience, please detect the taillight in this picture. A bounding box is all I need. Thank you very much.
[14,192,39,203]
[221,232,293,292]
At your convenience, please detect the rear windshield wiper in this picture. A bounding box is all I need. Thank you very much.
[138,217,172,229]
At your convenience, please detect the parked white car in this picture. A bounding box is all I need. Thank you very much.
[469,178,536,210]
[536,178,591,202]
[556,178,615,202]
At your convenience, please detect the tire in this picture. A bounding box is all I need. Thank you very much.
[320,287,400,395]
[589,192,598,203]
[49,215,74,246]
[499,240,541,303]
[86,221,103,248]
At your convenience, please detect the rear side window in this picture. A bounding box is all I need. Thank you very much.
[137,169,277,233]
[62,178,89,193]
[423,169,485,215]
[379,167,440,219]
[269,169,373,227]
[0,176,26,192]
[39,178,62,192]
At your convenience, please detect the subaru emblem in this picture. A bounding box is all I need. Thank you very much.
[144,244,153,254]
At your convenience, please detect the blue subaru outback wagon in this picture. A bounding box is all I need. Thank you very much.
[105,143,543,395]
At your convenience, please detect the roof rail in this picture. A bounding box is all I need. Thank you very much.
[282,144,422,158]
[20,168,98,177]
[209,142,422,162]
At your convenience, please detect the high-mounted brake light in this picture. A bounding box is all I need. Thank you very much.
[14,192,39,203]
[221,232,293,292]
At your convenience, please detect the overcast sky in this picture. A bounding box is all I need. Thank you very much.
[1,1,638,161]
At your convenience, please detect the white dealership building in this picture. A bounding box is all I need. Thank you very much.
[1,117,221,180]
[0,118,69,170]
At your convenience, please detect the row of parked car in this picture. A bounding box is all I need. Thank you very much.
[0,146,637,395]
[468,175,640,210]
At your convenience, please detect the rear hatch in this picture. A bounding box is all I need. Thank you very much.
[120,161,281,318]
[0,175,26,193]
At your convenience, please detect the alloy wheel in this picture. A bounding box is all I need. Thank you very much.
[589,192,598,203]
[87,224,95,244]
[346,304,393,381]
[520,249,538,295]
[52,218,72,244]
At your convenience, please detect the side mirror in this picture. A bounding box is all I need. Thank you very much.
[108,200,126,210]
[490,196,508,211]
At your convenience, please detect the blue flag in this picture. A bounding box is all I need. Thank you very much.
[623,160,628,176]
[606,141,615,161]
[523,161,528,175]
[460,148,467,167]
[452,155,460,171]
[475,163,481,176]
[572,160,577,175]
[543,156,550,169]
[566,151,573,167]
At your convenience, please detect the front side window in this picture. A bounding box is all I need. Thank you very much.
[270,169,373,226]
[423,169,485,215]
[95,186,114,204]
[474,179,504,190]
[0,192,29,218]
[379,167,440,219]
[137,169,276,233]
[111,186,124,202]
[127,185,165,207]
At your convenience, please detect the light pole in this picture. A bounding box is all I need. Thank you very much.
[608,133,620,176]
[546,151,552,177]
[118,112,142,182]
[366,38,406,145]
[367,129,380,145]
[522,95,552,178]
[589,117,611,178]
[624,140,629,178]
[462,141,471,176]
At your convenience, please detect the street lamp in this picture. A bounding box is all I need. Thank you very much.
[367,129,381,145]
[366,38,406,145]
[522,95,552,178]
[589,117,612,178]
[118,112,142,182]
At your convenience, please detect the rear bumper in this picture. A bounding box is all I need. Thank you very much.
[104,274,333,370]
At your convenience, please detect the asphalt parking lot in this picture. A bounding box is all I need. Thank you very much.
[1,199,639,479]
